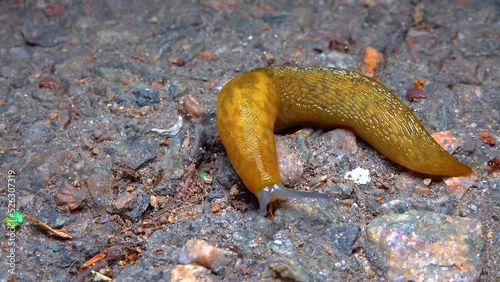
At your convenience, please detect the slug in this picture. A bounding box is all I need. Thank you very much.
[216,66,472,215]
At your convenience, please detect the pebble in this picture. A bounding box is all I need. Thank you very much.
[377,199,411,215]
[113,191,150,221]
[53,181,87,211]
[179,95,205,120]
[112,192,135,210]
[132,88,161,107]
[275,136,304,187]
[320,129,358,160]
[16,150,67,193]
[326,51,357,69]
[444,173,478,199]
[171,264,211,282]
[323,182,353,199]
[366,210,485,281]
[329,224,359,255]
[21,22,68,47]
[268,260,314,281]
[178,239,236,274]
[83,168,114,209]
[115,134,159,170]
[167,76,197,98]
[344,167,371,185]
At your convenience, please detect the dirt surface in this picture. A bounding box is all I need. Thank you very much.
[0,0,498,281]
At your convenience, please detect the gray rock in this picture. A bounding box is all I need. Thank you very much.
[133,88,160,107]
[329,224,359,255]
[21,22,68,47]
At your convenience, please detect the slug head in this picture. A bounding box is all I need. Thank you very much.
[257,183,332,216]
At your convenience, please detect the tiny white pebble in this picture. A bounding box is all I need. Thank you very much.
[344,167,371,185]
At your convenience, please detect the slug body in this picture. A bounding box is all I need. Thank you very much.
[216,66,472,215]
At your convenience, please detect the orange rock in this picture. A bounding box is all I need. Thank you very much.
[430,130,460,153]
[480,131,496,146]
[171,264,210,282]
[178,239,236,274]
[363,46,382,76]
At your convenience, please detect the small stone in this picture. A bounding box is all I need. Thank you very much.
[211,202,221,213]
[150,195,158,208]
[275,136,304,187]
[444,173,478,199]
[178,239,236,274]
[423,178,432,186]
[344,167,371,185]
[149,16,159,24]
[480,131,496,146]
[203,175,213,184]
[377,199,411,214]
[430,130,461,154]
[229,185,239,196]
[116,134,158,170]
[17,150,67,193]
[329,224,359,255]
[83,168,114,209]
[168,215,175,223]
[366,210,485,281]
[21,22,68,47]
[406,87,427,102]
[324,182,353,199]
[38,77,60,91]
[414,184,431,195]
[113,192,135,210]
[54,182,86,212]
[167,76,196,98]
[113,191,150,221]
[269,260,314,282]
[394,172,421,191]
[170,264,210,282]
[320,129,358,159]
[43,3,64,17]
[133,88,160,107]
[179,95,204,120]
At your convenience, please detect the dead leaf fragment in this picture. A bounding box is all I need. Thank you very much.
[81,252,107,269]
[25,214,73,239]
[74,76,90,84]
[91,271,112,281]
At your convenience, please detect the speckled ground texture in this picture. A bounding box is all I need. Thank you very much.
[0,0,498,281]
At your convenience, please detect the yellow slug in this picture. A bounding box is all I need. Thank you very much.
[216,66,472,215]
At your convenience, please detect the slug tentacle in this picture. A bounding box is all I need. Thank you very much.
[258,184,332,216]
[216,66,473,216]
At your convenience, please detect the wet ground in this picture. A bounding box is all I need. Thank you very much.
[0,0,498,281]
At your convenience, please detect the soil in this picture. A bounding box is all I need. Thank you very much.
[0,1,498,281]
